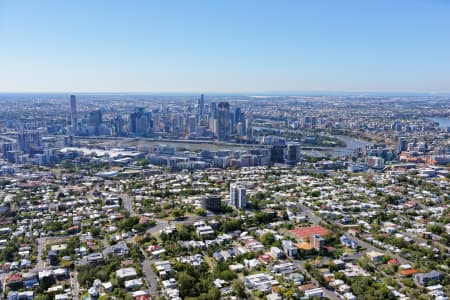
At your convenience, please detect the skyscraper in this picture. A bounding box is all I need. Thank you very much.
[70,95,77,135]
[129,108,152,136]
[197,94,205,116]
[397,137,408,154]
[88,110,102,135]
[216,102,231,140]
[234,107,243,124]
[233,107,245,134]
[285,142,302,165]
[187,115,197,134]
[17,130,42,154]
[210,102,217,118]
[1,143,13,158]
[113,116,124,137]
[230,184,246,209]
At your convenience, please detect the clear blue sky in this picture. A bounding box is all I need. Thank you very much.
[0,0,450,93]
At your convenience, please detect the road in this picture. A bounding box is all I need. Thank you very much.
[145,215,201,235]
[298,203,412,265]
[138,215,201,299]
[0,272,7,298]
[117,190,201,298]
[139,219,170,299]
[346,235,411,265]
[70,271,80,300]
[402,231,450,254]
[142,257,160,298]
[298,203,323,225]
[291,260,340,300]
[35,237,47,271]
[393,204,450,255]
[120,193,135,216]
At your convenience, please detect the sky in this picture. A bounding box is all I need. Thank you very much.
[0,0,450,94]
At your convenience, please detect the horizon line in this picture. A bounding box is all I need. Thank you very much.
[0,90,450,97]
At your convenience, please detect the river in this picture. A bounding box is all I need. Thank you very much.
[127,135,371,158]
[76,134,372,159]
[427,117,450,128]
[301,135,371,158]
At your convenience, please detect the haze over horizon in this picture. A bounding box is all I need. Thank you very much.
[1,0,450,94]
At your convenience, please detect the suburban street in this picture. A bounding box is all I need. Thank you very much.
[70,271,80,300]
[35,237,47,271]
[142,256,159,297]
[120,193,135,216]
[291,259,340,300]
[298,203,412,265]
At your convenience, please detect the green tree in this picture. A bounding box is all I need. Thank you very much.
[177,272,196,297]
[232,280,246,298]
[219,270,238,281]
[260,232,276,247]
[172,209,185,220]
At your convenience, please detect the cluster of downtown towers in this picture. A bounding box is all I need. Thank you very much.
[69,95,249,140]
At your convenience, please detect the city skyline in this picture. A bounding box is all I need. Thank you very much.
[0,1,449,299]
[1,0,450,93]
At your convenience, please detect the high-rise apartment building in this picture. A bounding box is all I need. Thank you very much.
[70,95,77,134]
[210,102,217,118]
[1,143,14,158]
[311,234,324,251]
[285,142,302,165]
[113,116,124,137]
[197,94,205,116]
[129,108,152,136]
[201,194,222,211]
[397,137,408,154]
[216,102,231,140]
[88,110,102,135]
[230,184,246,209]
[17,130,42,154]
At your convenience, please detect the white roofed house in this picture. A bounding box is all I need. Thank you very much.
[195,225,215,237]
[116,267,137,280]
[124,278,143,290]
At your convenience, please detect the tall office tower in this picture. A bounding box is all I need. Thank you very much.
[210,102,217,118]
[391,120,402,132]
[197,94,205,116]
[88,110,102,135]
[234,107,243,124]
[304,116,311,127]
[187,115,197,134]
[233,107,245,133]
[1,143,13,158]
[175,115,185,133]
[216,102,231,140]
[236,122,245,136]
[113,116,124,137]
[17,130,42,154]
[70,95,77,134]
[285,142,302,165]
[129,108,152,136]
[245,119,252,137]
[397,137,408,154]
[152,113,161,131]
[63,136,73,147]
[271,145,286,163]
[230,184,247,209]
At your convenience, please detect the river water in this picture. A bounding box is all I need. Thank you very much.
[301,135,372,158]
[126,135,372,158]
[427,117,450,128]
